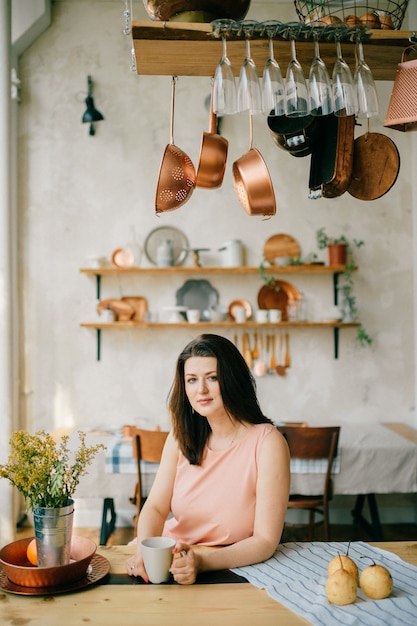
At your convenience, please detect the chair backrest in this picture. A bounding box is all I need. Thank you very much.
[276,425,340,461]
[132,428,169,463]
[276,425,340,498]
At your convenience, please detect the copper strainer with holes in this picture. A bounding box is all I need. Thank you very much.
[232,111,276,217]
[155,76,196,214]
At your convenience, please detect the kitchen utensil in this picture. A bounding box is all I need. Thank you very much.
[263,233,301,264]
[308,114,355,199]
[252,332,259,360]
[242,332,252,368]
[309,33,333,117]
[96,299,135,322]
[262,21,285,117]
[213,29,237,115]
[269,333,277,370]
[285,37,310,118]
[354,39,379,119]
[155,76,196,213]
[253,333,268,377]
[268,112,321,158]
[232,111,276,217]
[284,332,291,368]
[275,334,287,376]
[255,309,268,323]
[196,80,228,189]
[142,0,251,22]
[238,27,262,115]
[384,45,417,132]
[348,130,400,200]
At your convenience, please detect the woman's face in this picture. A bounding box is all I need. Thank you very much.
[184,356,225,419]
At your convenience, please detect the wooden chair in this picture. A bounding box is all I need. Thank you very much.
[129,428,169,532]
[277,425,340,541]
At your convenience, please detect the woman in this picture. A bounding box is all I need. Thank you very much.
[126,334,290,584]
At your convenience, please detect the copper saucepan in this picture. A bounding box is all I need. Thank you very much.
[233,112,276,217]
[196,82,228,189]
[155,76,196,214]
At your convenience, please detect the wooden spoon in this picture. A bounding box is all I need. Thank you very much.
[284,332,291,368]
[275,334,287,377]
[270,334,277,370]
[252,332,259,360]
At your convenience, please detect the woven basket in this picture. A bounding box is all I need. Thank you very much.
[294,0,409,30]
[384,46,417,131]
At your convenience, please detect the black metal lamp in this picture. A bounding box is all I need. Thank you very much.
[82,75,104,136]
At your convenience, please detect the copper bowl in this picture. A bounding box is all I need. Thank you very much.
[0,536,97,588]
[142,0,251,22]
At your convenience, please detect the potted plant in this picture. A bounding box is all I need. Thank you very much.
[0,430,105,566]
[316,228,372,347]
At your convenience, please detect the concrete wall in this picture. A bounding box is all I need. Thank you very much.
[7,0,417,527]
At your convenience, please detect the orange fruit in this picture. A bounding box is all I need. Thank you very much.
[27,538,38,566]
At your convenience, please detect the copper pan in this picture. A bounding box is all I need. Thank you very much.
[155,77,196,214]
[232,112,276,217]
[196,82,228,189]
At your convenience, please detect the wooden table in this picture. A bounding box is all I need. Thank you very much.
[1,543,417,625]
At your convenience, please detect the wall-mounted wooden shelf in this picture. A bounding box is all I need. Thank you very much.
[132,21,414,80]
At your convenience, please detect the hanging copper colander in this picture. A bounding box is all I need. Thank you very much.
[155,76,196,214]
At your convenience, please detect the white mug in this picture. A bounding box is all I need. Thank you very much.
[268,309,282,323]
[186,309,200,323]
[234,306,247,323]
[141,537,176,584]
[255,309,268,323]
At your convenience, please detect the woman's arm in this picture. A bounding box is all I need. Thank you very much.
[126,431,179,578]
[171,428,290,583]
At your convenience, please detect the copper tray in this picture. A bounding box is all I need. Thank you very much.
[0,553,110,596]
[257,281,300,321]
[263,234,301,264]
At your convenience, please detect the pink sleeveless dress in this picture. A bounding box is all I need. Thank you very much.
[163,422,275,546]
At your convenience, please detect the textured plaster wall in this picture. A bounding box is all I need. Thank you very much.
[17,0,415,445]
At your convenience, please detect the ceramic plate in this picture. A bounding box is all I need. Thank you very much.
[257,280,300,321]
[0,553,110,596]
[228,299,252,321]
[111,247,135,269]
[263,234,301,264]
[176,280,219,320]
[144,226,189,266]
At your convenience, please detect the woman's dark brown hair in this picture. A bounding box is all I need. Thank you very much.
[168,334,272,465]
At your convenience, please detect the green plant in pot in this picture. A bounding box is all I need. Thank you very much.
[316,228,372,347]
[0,430,105,566]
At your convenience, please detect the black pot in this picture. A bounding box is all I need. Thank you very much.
[267,114,323,158]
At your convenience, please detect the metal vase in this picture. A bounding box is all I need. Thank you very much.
[33,499,74,567]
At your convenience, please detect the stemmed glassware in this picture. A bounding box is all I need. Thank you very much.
[261,22,285,117]
[332,37,357,117]
[308,33,333,116]
[285,37,310,117]
[238,26,262,115]
[212,20,237,116]
[354,38,379,118]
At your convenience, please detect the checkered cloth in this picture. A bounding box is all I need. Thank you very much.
[232,541,417,626]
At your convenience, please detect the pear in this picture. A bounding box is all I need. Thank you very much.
[360,562,393,599]
[325,568,357,606]
[328,554,358,582]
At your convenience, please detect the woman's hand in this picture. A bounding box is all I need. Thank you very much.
[125,552,149,583]
[170,543,198,585]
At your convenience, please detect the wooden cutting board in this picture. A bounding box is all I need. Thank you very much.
[348,132,400,200]
[263,234,301,263]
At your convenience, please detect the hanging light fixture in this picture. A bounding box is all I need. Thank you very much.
[82,75,104,136]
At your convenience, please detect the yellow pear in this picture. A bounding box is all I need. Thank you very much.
[325,568,357,605]
[328,554,358,582]
[360,563,393,599]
